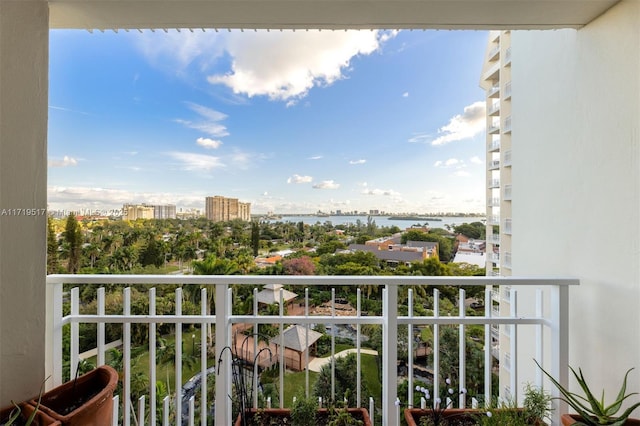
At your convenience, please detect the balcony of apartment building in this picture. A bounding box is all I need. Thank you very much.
[487,44,501,62]
[45,274,575,425]
[488,121,500,134]
[2,2,639,426]
[504,81,512,99]
[488,138,501,152]
[488,159,500,170]
[504,218,513,235]
[504,47,512,66]
[503,116,512,133]
[488,178,501,189]
[487,83,500,98]
[487,197,501,207]
[504,184,513,201]
[503,150,512,167]
[488,101,501,116]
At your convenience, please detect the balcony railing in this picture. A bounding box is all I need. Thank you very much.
[488,101,500,116]
[45,275,576,426]
[488,139,500,152]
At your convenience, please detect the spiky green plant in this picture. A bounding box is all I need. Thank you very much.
[535,359,640,425]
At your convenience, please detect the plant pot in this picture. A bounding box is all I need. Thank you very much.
[0,402,61,426]
[404,408,482,426]
[32,366,118,426]
[235,407,372,426]
[561,414,640,425]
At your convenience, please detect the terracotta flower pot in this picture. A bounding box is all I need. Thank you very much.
[235,407,372,426]
[561,414,640,425]
[33,366,118,426]
[0,401,61,426]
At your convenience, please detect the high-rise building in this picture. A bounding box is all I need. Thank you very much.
[152,204,177,219]
[122,203,154,220]
[205,196,251,222]
[480,30,513,399]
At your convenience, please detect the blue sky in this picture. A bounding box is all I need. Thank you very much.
[48,29,488,215]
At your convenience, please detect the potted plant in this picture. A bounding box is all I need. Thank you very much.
[475,383,552,426]
[536,360,640,425]
[404,379,479,426]
[0,379,61,426]
[32,365,118,426]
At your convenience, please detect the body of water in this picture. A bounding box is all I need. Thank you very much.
[265,215,484,229]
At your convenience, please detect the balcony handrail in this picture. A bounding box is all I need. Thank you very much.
[46,274,577,426]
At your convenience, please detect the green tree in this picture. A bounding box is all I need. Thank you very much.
[453,222,486,239]
[64,213,82,273]
[47,216,60,274]
[251,221,260,256]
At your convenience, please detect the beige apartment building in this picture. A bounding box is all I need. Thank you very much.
[123,203,177,220]
[205,196,251,222]
[480,30,514,399]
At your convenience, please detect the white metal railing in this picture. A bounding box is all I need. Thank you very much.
[46,275,576,426]
[504,115,512,133]
[488,179,500,189]
[488,45,500,60]
[504,47,512,65]
[504,150,512,167]
[489,160,500,170]
[487,83,500,98]
[504,184,513,200]
[489,101,500,116]
[488,123,500,134]
[505,81,512,99]
[504,218,512,235]
[488,139,500,151]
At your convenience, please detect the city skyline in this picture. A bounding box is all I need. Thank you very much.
[48,29,488,214]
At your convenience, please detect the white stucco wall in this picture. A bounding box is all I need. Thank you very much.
[512,0,640,401]
[0,1,49,406]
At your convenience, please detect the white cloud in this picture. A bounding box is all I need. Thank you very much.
[196,137,223,149]
[309,155,323,160]
[167,151,226,171]
[207,30,394,102]
[432,101,486,146]
[349,159,366,165]
[176,103,229,137]
[470,156,482,165]
[287,174,313,184]
[47,185,206,211]
[313,180,340,190]
[408,133,430,144]
[434,158,462,168]
[49,156,78,168]
[402,92,409,98]
[361,188,401,197]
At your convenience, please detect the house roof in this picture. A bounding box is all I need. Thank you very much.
[256,284,298,304]
[271,325,323,352]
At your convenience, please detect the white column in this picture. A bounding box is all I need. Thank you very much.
[0,0,49,406]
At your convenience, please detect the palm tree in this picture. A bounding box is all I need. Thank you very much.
[192,254,241,346]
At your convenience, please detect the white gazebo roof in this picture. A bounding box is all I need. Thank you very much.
[256,284,298,305]
[272,325,323,352]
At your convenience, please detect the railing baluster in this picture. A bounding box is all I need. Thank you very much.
[459,288,466,408]
[331,288,336,403]
[175,287,182,426]
[509,288,518,402]
[433,288,440,408]
[408,288,414,408]
[162,395,169,426]
[149,288,157,426]
[137,395,145,426]
[200,287,207,426]
[124,287,132,426]
[535,289,543,388]
[98,287,105,367]
[112,394,119,426]
[279,287,285,408]
[305,287,310,398]
[357,287,362,408]
[253,287,259,409]
[70,287,79,381]
[484,287,492,406]
[188,395,195,426]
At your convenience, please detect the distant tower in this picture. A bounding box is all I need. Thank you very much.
[205,196,251,222]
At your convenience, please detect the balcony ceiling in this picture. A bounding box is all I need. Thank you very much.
[48,0,621,30]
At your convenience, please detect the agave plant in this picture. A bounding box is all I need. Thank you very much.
[535,359,640,425]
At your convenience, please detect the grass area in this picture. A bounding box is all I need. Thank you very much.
[283,370,320,407]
